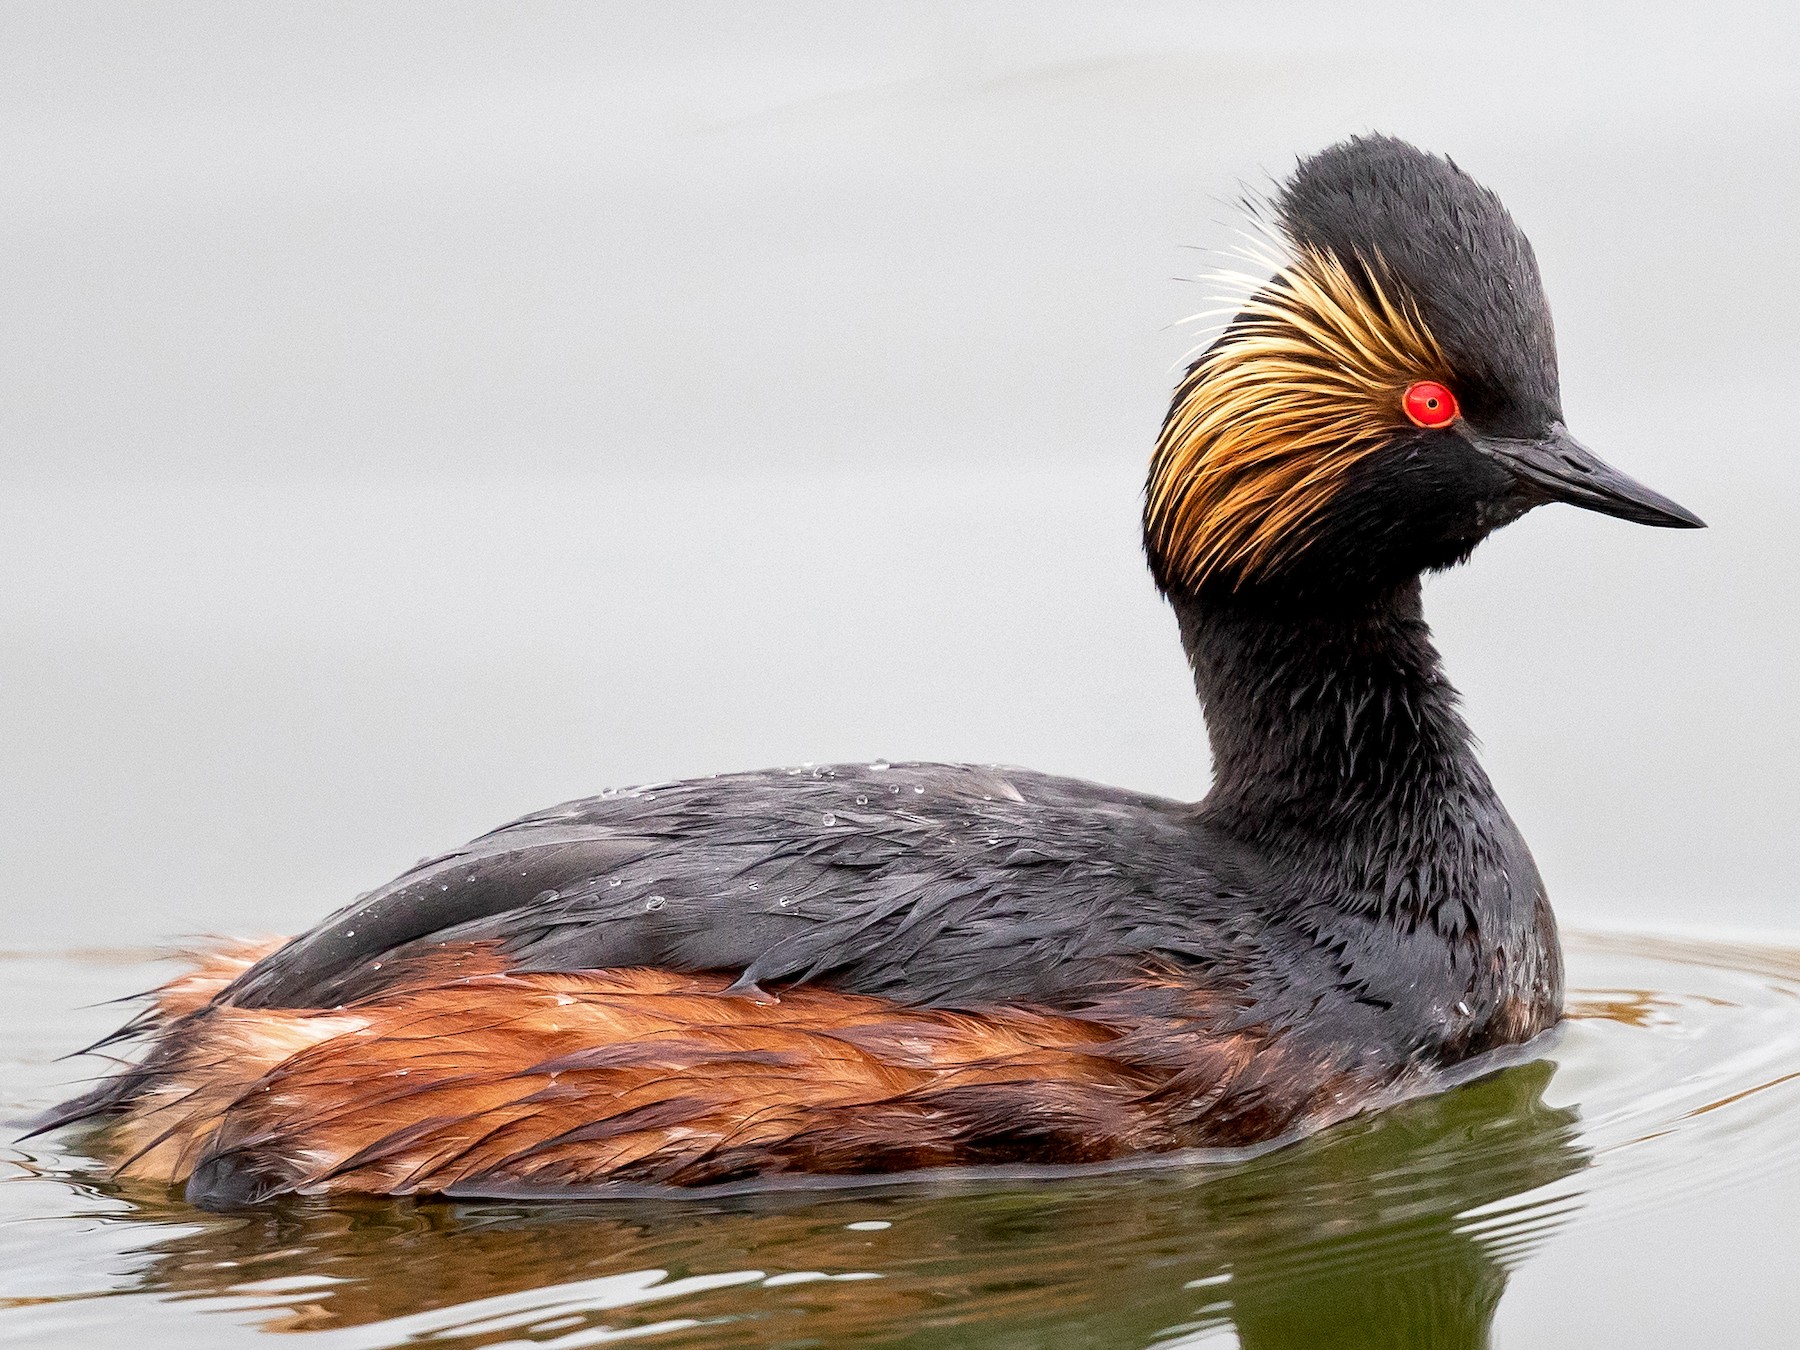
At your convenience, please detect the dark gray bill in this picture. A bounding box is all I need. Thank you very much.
[1465,423,1705,528]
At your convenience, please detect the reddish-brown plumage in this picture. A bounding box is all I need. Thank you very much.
[88,940,1379,1201]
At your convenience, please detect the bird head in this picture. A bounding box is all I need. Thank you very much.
[1145,136,1702,601]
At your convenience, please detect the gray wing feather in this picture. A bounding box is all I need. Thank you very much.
[225,762,1249,1011]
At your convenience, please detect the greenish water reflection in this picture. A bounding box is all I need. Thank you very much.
[71,1060,1584,1348]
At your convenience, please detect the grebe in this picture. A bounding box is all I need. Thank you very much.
[40,136,1701,1209]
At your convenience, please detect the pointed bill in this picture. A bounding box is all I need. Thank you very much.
[1465,424,1705,529]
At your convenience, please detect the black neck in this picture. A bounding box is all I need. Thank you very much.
[1172,577,1503,919]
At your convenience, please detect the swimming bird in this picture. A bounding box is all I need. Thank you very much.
[39,135,1702,1209]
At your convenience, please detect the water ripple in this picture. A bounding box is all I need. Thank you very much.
[3,931,1799,1347]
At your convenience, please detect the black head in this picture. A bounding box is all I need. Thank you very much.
[1146,135,1702,602]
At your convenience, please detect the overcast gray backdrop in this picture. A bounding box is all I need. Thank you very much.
[2,1,1795,949]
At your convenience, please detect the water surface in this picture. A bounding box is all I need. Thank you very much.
[6,932,1798,1347]
[3,6,1797,1346]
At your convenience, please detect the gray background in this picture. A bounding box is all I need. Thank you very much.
[2,1,1795,949]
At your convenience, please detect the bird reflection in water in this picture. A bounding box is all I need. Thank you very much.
[78,1059,1584,1348]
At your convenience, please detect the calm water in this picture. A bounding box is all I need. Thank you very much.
[5,932,1798,1347]
[4,5,1798,1346]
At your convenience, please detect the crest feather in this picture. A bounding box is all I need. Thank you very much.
[1147,239,1448,591]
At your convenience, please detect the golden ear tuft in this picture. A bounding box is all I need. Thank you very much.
[1146,243,1449,590]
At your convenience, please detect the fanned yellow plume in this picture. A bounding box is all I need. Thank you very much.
[1147,243,1449,589]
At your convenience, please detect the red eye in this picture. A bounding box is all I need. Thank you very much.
[1402,380,1459,429]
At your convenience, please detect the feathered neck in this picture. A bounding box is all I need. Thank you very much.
[1172,577,1502,922]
